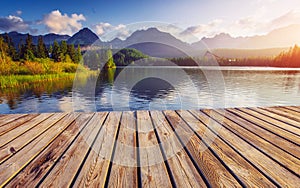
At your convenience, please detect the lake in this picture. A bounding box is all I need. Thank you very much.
[1,66,300,114]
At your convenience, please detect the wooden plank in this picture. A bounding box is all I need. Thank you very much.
[106,111,138,187]
[190,110,300,187]
[5,113,95,187]
[0,114,39,136]
[215,109,300,159]
[244,108,300,136]
[0,114,28,126]
[276,107,300,121]
[284,106,300,113]
[0,113,67,164]
[137,110,172,187]
[0,107,299,187]
[165,110,242,188]
[205,109,300,176]
[70,112,122,188]
[0,113,54,147]
[0,113,79,186]
[257,107,300,129]
[227,108,300,145]
[39,112,115,187]
[241,108,300,136]
[151,110,208,188]
[180,110,276,187]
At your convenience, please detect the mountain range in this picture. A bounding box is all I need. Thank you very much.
[0,31,70,46]
[193,24,300,49]
[1,24,300,58]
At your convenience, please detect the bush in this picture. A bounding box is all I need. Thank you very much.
[0,55,14,75]
[24,61,46,75]
[62,63,78,73]
[0,56,89,76]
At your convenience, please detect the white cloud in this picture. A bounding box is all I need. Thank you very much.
[43,10,86,35]
[181,19,222,36]
[177,19,223,42]
[227,10,300,37]
[174,10,300,42]
[92,22,129,40]
[0,15,30,32]
[270,10,300,28]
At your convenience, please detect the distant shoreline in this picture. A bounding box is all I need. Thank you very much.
[115,65,300,71]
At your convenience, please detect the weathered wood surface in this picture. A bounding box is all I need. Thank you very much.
[0,106,300,187]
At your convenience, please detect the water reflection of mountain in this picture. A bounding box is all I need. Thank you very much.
[95,67,187,97]
[2,67,300,113]
[130,77,175,101]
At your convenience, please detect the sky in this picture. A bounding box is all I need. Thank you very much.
[0,0,300,43]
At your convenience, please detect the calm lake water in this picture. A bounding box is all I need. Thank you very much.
[1,67,300,114]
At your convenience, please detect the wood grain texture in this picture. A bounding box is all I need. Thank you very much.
[216,109,300,159]
[39,112,110,187]
[284,106,300,113]
[0,113,79,186]
[205,109,300,176]
[190,109,300,187]
[0,113,54,147]
[71,112,121,188]
[182,110,276,187]
[107,111,138,188]
[0,107,299,187]
[0,114,38,136]
[241,107,300,136]
[165,110,242,188]
[0,114,28,127]
[0,113,67,164]
[5,113,93,187]
[151,110,207,188]
[227,108,300,145]
[254,107,300,129]
[137,110,172,187]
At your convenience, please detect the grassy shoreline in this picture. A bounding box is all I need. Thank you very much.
[0,73,76,89]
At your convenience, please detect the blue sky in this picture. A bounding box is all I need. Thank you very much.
[1,0,300,42]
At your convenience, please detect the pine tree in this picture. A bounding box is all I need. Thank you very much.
[37,36,47,58]
[24,34,35,61]
[67,44,76,63]
[18,39,26,60]
[52,41,61,62]
[4,34,18,61]
[48,45,53,56]
[60,41,68,62]
[74,45,82,63]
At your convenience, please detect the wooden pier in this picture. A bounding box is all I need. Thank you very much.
[0,106,300,187]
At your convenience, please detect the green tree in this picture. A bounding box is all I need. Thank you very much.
[67,44,76,63]
[113,48,148,66]
[36,36,47,58]
[64,54,73,63]
[60,41,68,62]
[0,37,13,75]
[52,41,61,62]
[84,50,100,69]
[74,45,82,63]
[24,34,35,61]
[48,45,53,55]
[105,48,116,69]
[0,37,9,64]
[3,34,18,61]
[18,39,26,60]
